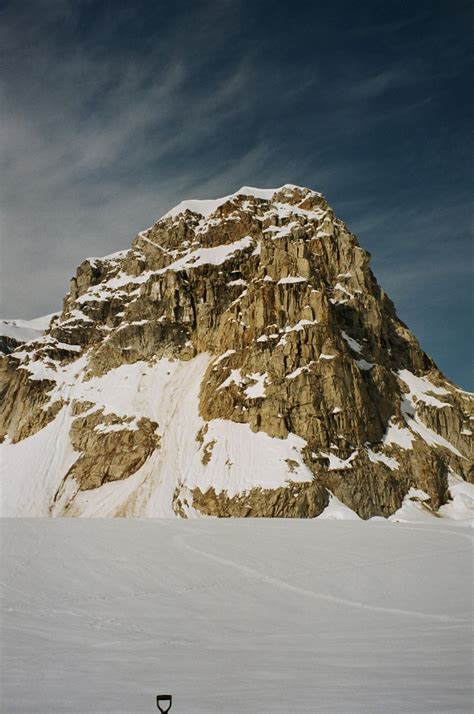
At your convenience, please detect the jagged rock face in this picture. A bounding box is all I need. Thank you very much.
[0,185,472,518]
[63,404,159,491]
[0,335,21,355]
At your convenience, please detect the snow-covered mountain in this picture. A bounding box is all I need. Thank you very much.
[0,314,57,354]
[1,184,472,518]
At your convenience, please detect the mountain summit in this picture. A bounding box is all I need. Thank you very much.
[1,185,472,518]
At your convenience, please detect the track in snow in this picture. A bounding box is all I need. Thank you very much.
[1,518,472,713]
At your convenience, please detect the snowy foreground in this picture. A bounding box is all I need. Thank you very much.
[1,519,472,713]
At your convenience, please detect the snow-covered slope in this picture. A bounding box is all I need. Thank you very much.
[1,518,472,713]
[0,354,315,517]
[0,313,57,352]
[161,184,298,219]
[2,346,472,521]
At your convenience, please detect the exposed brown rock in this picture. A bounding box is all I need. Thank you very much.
[1,185,472,518]
[0,357,64,443]
[65,409,160,491]
[190,480,330,518]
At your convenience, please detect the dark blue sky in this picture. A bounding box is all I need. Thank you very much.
[1,0,472,387]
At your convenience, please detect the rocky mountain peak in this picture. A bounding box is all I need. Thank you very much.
[0,185,472,519]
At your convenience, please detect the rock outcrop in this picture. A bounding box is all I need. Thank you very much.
[1,185,472,518]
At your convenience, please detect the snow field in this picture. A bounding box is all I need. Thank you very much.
[0,518,472,713]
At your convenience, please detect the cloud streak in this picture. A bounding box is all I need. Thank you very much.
[0,0,472,387]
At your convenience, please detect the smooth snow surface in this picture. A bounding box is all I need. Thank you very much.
[158,235,254,271]
[439,471,474,521]
[1,519,472,713]
[398,369,450,408]
[382,419,415,449]
[0,407,76,517]
[277,275,307,284]
[316,493,361,520]
[389,488,441,524]
[0,313,57,342]
[188,420,312,497]
[319,450,358,470]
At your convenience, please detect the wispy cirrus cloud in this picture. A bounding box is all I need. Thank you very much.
[0,0,472,386]
[0,2,282,315]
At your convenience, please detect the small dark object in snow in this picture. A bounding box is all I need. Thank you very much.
[156,694,172,712]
